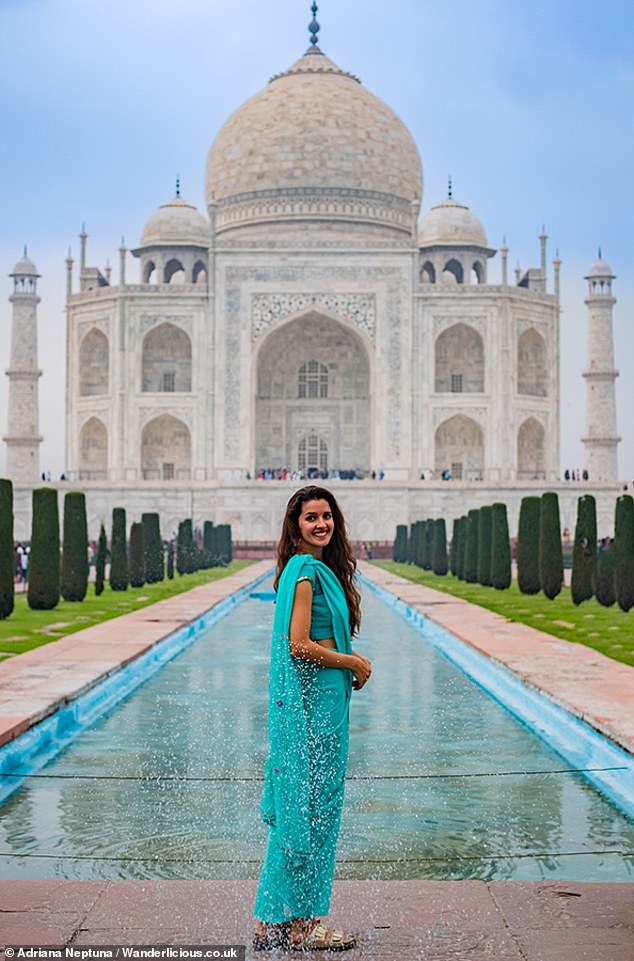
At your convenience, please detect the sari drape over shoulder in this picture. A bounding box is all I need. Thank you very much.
[254,553,353,923]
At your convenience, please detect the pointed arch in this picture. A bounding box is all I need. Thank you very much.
[435,414,484,480]
[79,417,107,480]
[193,260,207,284]
[143,260,157,284]
[517,417,546,479]
[164,258,185,283]
[255,310,370,474]
[420,260,436,284]
[518,328,547,397]
[142,322,192,392]
[442,258,463,284]
[472,260,484,284]
[79,328,109,396]
[141,414,191,480]
[435,322,484,393]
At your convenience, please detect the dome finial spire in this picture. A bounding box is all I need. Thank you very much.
[598,245,602,259]
[448,174,453,199]
[176,175,181,198]
[308,2,320,46]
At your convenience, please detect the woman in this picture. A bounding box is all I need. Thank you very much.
[253,486,372,951]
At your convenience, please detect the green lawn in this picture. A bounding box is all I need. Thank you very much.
[0,560,255,659]
[374,561,634,668]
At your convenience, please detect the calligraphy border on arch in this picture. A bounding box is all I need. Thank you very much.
[251,293,376,342]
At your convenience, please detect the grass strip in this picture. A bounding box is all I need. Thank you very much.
[374,561,634,668]
[0,561,254,658]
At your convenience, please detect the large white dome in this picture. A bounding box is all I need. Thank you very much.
[206,48,423,237]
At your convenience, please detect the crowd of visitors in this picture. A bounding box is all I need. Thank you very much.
[255,468,385,481]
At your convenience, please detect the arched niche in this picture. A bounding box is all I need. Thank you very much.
[255,311,370,474]
[517,417,546,479]
[442,258,463,284]
[193,261,207,284]
[435,414,484,480]
[144,260,158,284]
[141,414,191,480]
[164,258,185,284]
[142,322,192,392]
[79,417,107,480]
[517,328,547,397]
[79,328,109,396]
[472,260,484,284]
[420,260,436,284]
[435,322,484,393]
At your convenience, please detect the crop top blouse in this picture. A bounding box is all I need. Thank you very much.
[297,565,336,640]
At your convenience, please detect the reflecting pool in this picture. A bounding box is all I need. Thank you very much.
[0,581,632,880]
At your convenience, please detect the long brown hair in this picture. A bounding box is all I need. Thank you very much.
[274,485,361,636]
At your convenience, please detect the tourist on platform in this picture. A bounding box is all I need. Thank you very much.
[253,486,371,951]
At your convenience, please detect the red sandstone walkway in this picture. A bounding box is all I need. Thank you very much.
[359,562,634,755]
[1,562,633,959]
[1,879,633,960]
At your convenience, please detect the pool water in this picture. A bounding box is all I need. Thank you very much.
[0,581,632,881]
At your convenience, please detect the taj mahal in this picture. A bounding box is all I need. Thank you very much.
[3,10,622,541]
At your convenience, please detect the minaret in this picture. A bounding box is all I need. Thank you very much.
[3,250,43,483]
[582,252,620,481]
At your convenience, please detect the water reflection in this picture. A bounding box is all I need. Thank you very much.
[0,582,632,880]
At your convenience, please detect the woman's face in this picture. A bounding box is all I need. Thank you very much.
[296,498,334,557]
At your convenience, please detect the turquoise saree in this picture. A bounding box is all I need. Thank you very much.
[253,554,353,923]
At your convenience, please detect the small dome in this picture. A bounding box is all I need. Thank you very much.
[586,256,614,279]
[140,196,209,247]
[11,252,39,276]
[418,197,487,247]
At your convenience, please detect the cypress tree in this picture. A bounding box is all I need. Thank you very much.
[517,496,541,595]
[408,523,416,563]
[166,541,175,579]
[422,520,434,570]
[464,509,480,583]
[614,494,634,613]
[203,520,214,568]
[595,540,616,607]
[454,515,467,580]
[129,522,145,588]
[571,495,597,606]
[109,507,128,591]
[176,521,187,575]
[477,505,493,587]
[61,491,89,602]
[216,524,232,565]
[432,518,448,575]
[142,512,164,583]
[225,524,233,564]
[28,487,60,610]
[539,491,563,600]
[449,517,460,576]
[491,502,512,590]
[95,523,107,596]
[393,524,408,563]
[0,479,14,619]
[177,519,195,574]
[411,521,421,567]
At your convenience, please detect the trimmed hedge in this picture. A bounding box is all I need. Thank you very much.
[464,509,480,583]
[517,496,541,595]
[539,492,563,600]
[571,494,597,606]
[28,487,60,610]
[393,524,408,563]
[449,517,461,577]
[432,518,448,576]
[422,519,434,570]
[203,520,214,568]
[129,522,145,588]
[109,507,128,591]
[595,541,616,607]
[0,479,14,619]
[614,494,634,613]
[477,506,493,587]
[166,541,175,579]
[142,512,164,584]
[491,502,512,590]
[454,515,467,580]
[95,523,107,596]
[61,491,89,602]
[177,519,195,575]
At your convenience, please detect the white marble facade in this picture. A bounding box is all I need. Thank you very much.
[65,44,562,498]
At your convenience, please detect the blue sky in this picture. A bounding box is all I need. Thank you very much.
[1,0,633,479]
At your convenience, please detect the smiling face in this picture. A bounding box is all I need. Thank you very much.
[297,498,334,558]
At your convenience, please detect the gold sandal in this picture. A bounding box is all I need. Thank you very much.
[291,920,358,952]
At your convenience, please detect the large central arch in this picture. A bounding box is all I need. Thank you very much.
[255,311,371,473]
